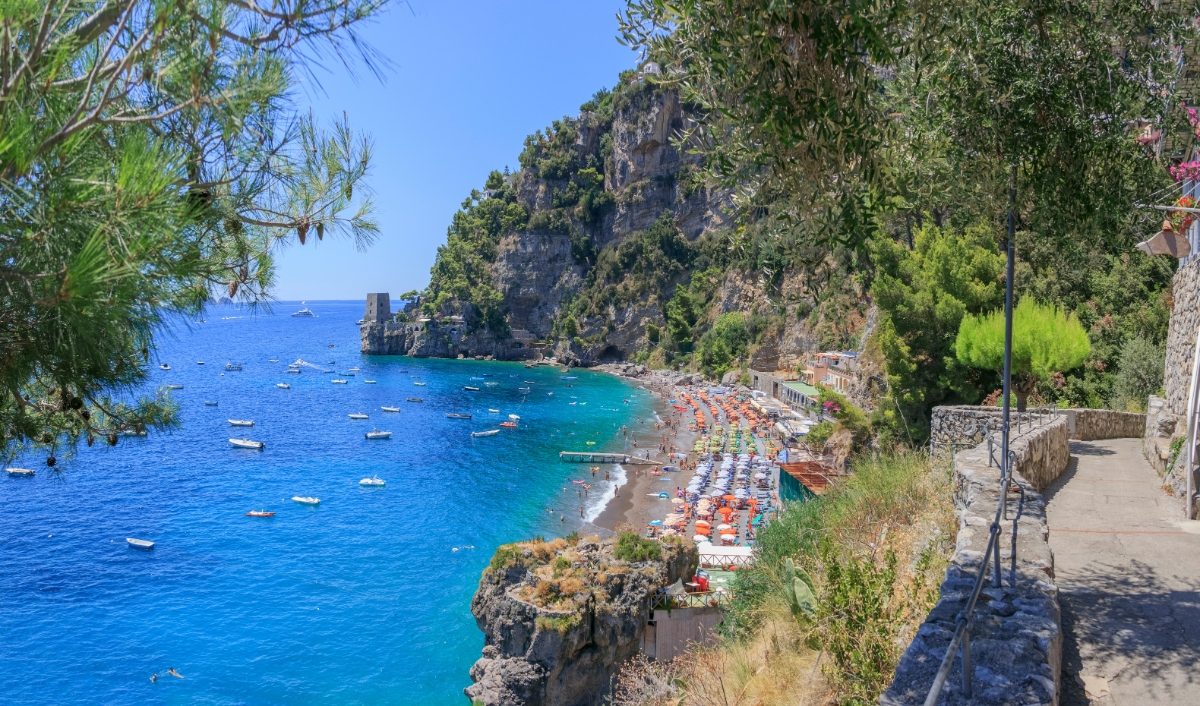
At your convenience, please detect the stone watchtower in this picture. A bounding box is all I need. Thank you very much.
[364,293,390,322]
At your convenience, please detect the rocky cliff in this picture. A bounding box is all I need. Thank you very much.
[362,68,869,370]
[466,533,697,706]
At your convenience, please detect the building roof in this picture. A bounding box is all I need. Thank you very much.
[783,380,820,397]
[779,461,839,496]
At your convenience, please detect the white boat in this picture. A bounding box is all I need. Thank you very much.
[406,397,424,403]
[228,419,254,427]
[159,363,170,370]
[286,368,301,374]
[413,381,426,386]
[196,361,205,365]
[508,414,521,421]
[276,383,290,389]
[268,358,279,363]
[363,380,377,384]
[484,382,498,387]
[348,413,368,420]
[471,429,500,438]
[229,438,264,450]
[203,400,218,406]
[332,379,348,384]
[291,496,320,505]
[365,430,392,440]
[6,467,34,477]
[165,384,184,390]
[381,406,401,413]
[488,408,500,413]
[463,385,480,392]
[349,367,362,373]
[225,362,243,371]
[445,412,472,420]
[359,476,386,486]
[291,303,316,317]
[126,537,155,550]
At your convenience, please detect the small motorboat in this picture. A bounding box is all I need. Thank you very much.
[413,381,427,387]
[349,367,362,373]
[339,371,356,377]
[499,421,518,429]
[165,384,184,390]
[228,419,254,427]
[365,430,392,440]
[6,467,34,477]
[203,400,218,406]
[196,360,205,365]
[508,414,521,421]
[522,380,535,385]
[471,429,500,438]
[332,379,348,384]
[517,387,531,394]
[363,380,377,384]
[406,397,424,403]
[246,510,275,518]
[348,413,368,420]
[484,381,498,387]
[381,406,401,413]
[286,368,301,374]
[229,438,265,450]
[268,357,279,363]
[126,538,155,550]
[225,362,243,371]
[359,476,386,486]
[488,408,500,413]
[291,496,320,505]
[463,385,480,392]
[276,383,290,389]
[445,413,472,420]
[159,363,171,371]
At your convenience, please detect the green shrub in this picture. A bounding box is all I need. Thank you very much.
[613,531,661,563]
[489,544,524,572]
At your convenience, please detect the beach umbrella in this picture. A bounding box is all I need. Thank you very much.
[695,519,711,527]
[716,523,733,530]
[649,520,663,526]
[693,535,710,543]
[723,494,736,503]
[671,498,685,506]
[694,525,711,535]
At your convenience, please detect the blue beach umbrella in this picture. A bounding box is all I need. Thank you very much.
[649,520,664,526]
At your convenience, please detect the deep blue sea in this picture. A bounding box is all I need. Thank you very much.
[0,300,653,705]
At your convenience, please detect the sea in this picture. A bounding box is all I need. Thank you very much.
[0,300,654,705]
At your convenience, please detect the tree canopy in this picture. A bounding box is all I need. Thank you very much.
[1,0,386,462]
[956,299,1091,409]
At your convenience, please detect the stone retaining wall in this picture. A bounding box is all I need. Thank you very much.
[929,406,1059,456]
[1062,409,1144,441]
[883,417,1067,705]
[1164,258,1200,420]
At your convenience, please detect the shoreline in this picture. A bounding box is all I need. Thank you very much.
[590,364,708,533]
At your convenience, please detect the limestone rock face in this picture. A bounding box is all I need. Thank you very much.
[465,535,697,706]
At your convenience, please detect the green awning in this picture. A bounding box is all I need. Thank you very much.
[782,381,819,398]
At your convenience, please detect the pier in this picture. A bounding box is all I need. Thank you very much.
[559,451,660,465]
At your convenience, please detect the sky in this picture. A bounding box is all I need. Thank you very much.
[273,0,640,301]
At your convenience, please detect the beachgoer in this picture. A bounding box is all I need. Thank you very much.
[579,505,585,518]
[167,667,183,679]
[149,673,158,684]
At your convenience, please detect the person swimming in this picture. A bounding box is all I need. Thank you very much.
[149,673,158,683]
[166,667,183,679]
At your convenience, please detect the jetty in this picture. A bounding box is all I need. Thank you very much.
[559,451,659,465]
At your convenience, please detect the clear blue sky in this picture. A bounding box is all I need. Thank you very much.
[273,0,639,301]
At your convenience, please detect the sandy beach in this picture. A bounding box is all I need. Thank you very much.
[592,365,703,532]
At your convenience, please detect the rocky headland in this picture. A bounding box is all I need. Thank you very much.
[466,532,697,706]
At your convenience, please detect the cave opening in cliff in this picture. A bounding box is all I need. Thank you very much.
[598,345,623,363]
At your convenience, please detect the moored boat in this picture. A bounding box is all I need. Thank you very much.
[229,438,265,450]
[286,368,301,374]
[406,397,424,403]
[508,414,521,421]
[471,429,500,437]
[365,430,392,440]
[445,412,472,420]
[413,381,427,386]
[381,406,401,412]
[359,476,386,486]
[488,408,500,413]
[225,362,243,371]
[332,379,348,384]
[246,510,275,518]
[363,380,377,384]
[276,383,290,389]
[165,384,184,390]
[126,537,155,550]
[6,467,34,477]
[228,419,254,427]
[196,360,205,365]
[462,385,480,392]
[203,400,218,406]
[499,421,517,428]
[159,363,171,370]
[291,496,320,505]
[348,367,361,373]
[348,412,368,420]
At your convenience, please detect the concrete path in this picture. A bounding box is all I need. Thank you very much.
[1045,438,1200,705]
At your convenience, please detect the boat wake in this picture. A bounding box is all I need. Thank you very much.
[584,464,627,523]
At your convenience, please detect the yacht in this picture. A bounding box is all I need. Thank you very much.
[359,476,386,486]
[6,467,34,477]
[413,381,427,387]
[365,430,392,440]
[196,360,205,365]
[228,419,254,427]
[291,303,316,318]
[291,496,320,505]
[286,368,301,374]
[229,438,265,450]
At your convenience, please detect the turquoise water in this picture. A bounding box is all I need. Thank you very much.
[0,301,653,705]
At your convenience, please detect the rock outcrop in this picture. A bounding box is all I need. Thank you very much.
[466,534,697,706]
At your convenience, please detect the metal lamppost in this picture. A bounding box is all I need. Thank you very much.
[994,165,1018,588]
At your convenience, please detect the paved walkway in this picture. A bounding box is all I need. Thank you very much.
[1045,438,1200,705]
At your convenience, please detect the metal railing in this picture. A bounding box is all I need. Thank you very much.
[923,414,1050,705]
